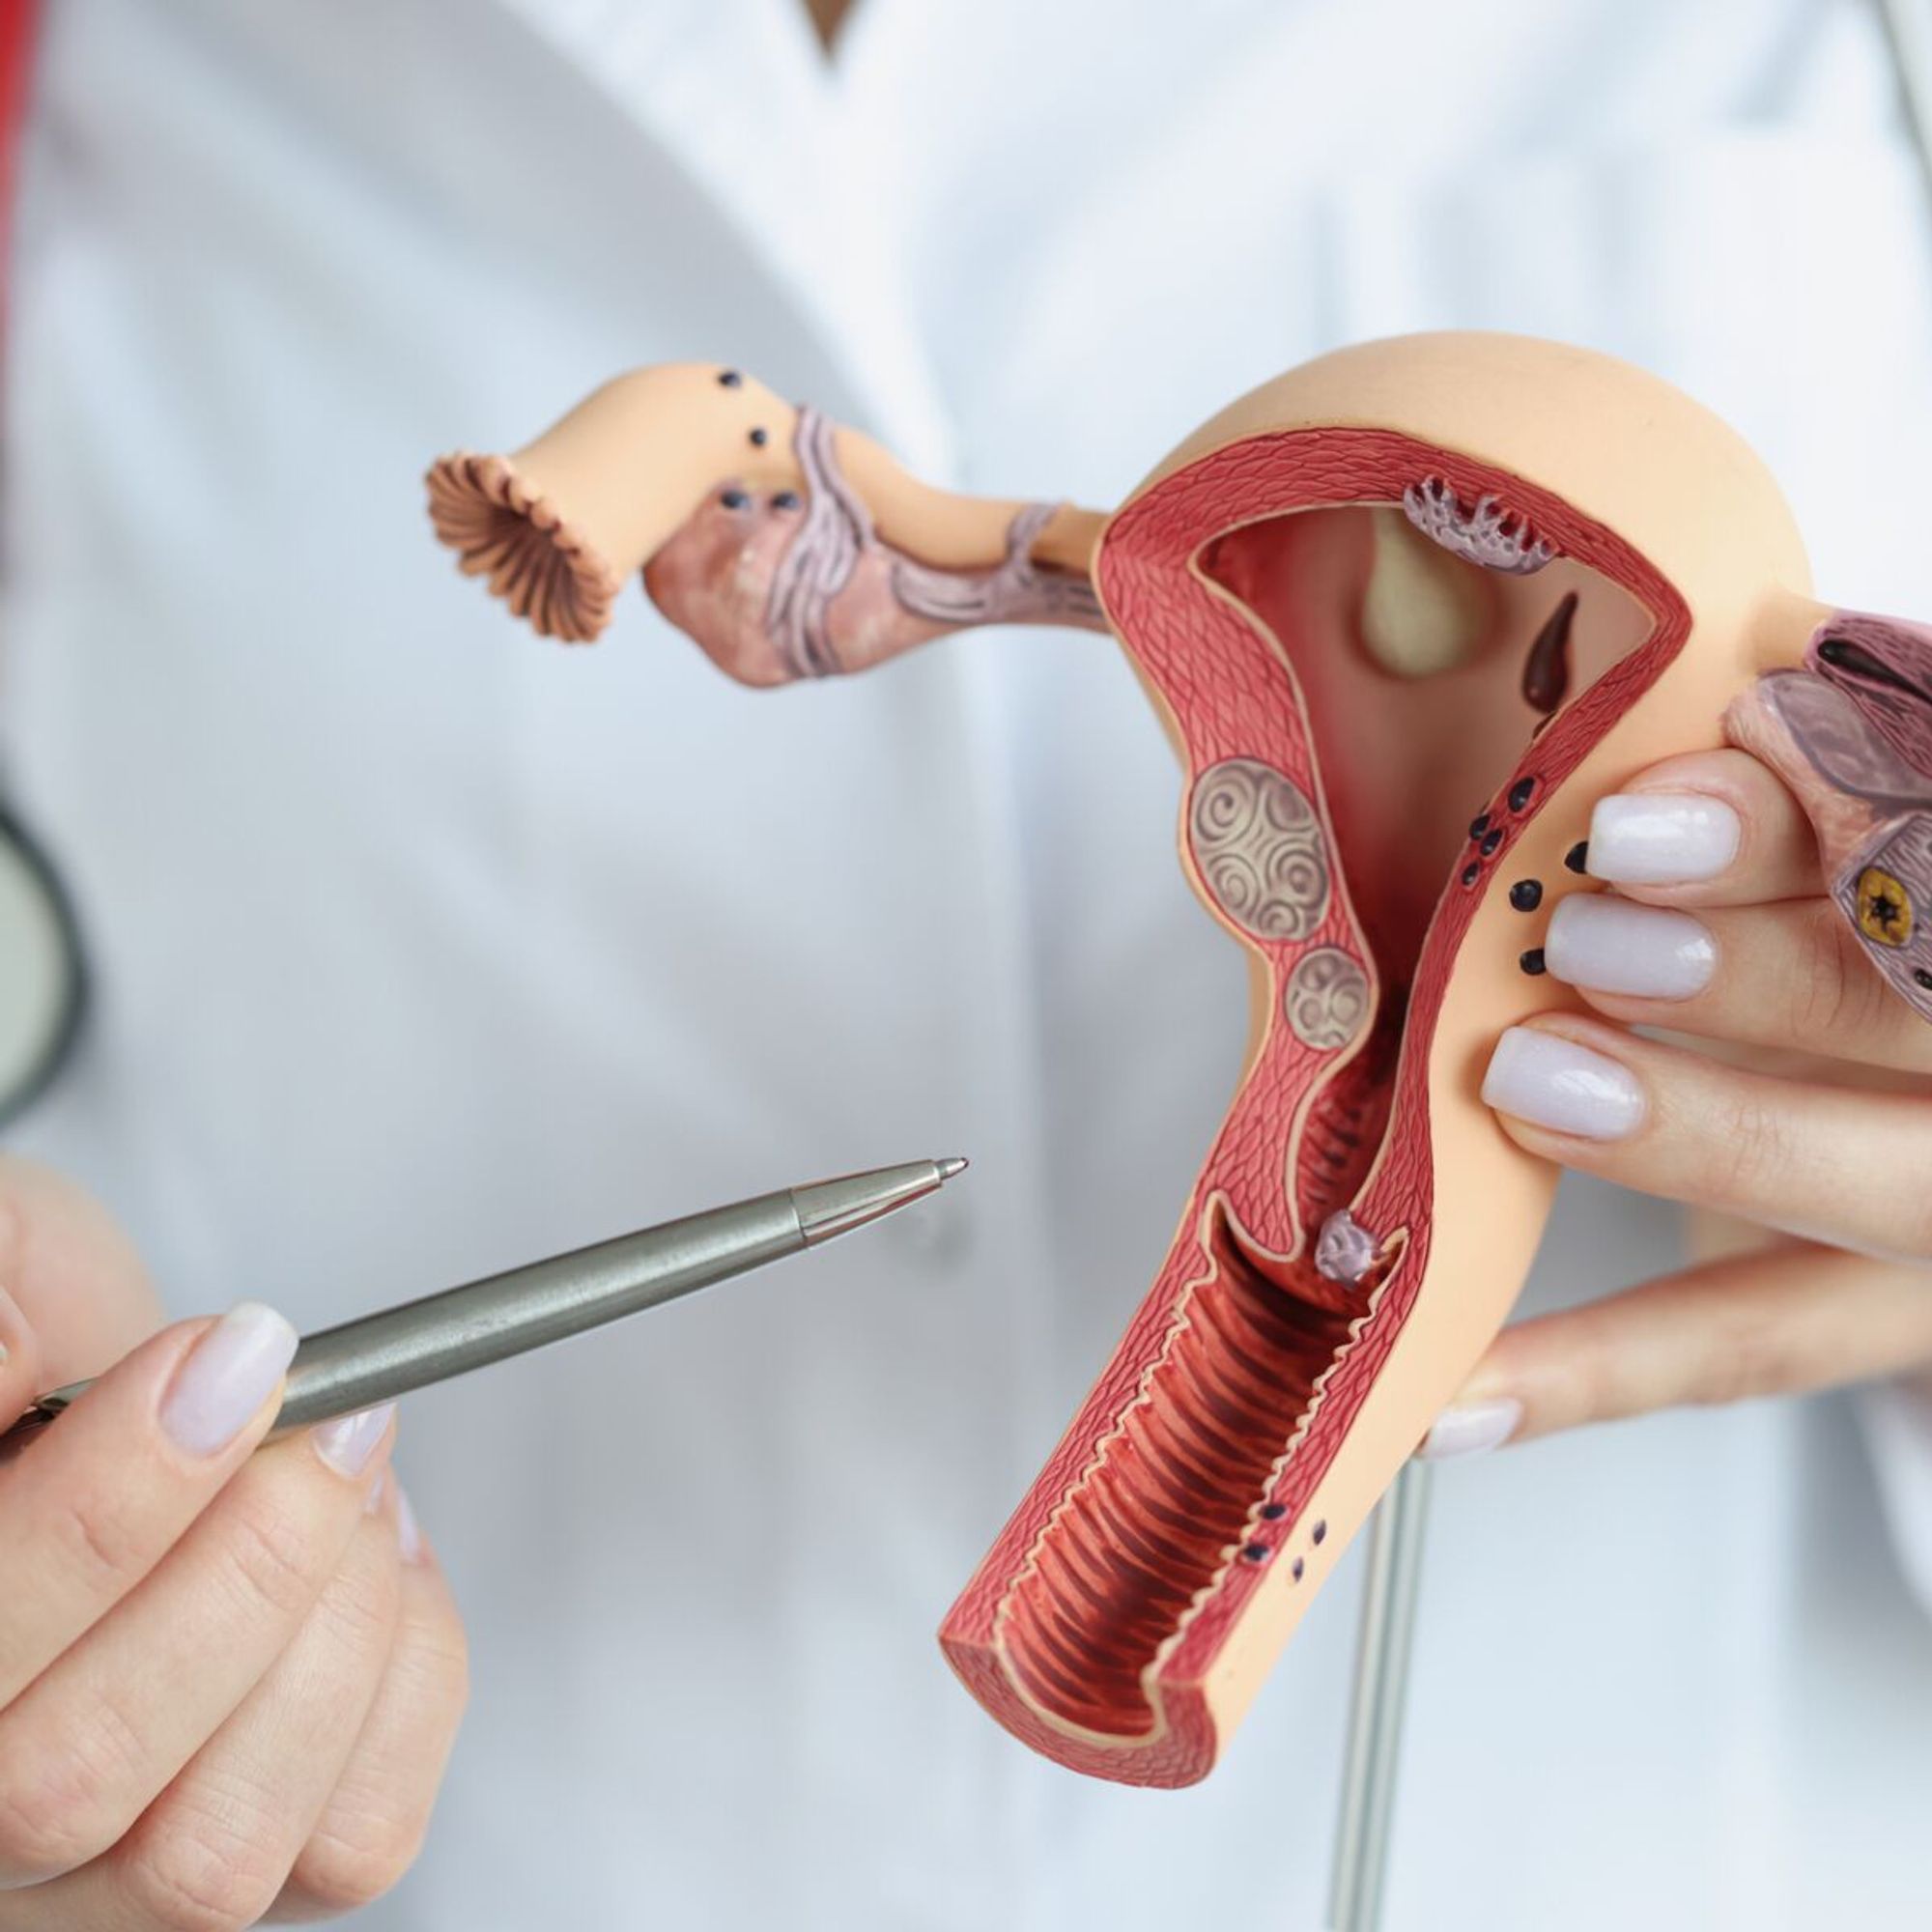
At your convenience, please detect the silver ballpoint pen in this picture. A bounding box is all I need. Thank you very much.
[0,1157,968,1462]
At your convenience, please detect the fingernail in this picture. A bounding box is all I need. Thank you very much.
[1587,792,1741,884]
[0,1205,24,1374]
[365,1469,388,1516]
[1545,895,1716,1000]
[313,1402,396,1479]
[0,1281,23,1375]
[1419,1397,1523,1461]
[1482,1027,1646,1139]
[159,1302,300,1456]
[395,1485,425,1564]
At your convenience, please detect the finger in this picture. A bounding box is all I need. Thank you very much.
[0,1281,44,1435]
[271,1488,468,1923]
[1581,748,1821,907]
[1479,1016,1932,1260]
[0,1156,164,1383]
[1419,1240,1932,1453]
[38,1478,403,1932]
[0,1406,393,1889]
[0,1304,298,1712]
[1543,892,1932,1074]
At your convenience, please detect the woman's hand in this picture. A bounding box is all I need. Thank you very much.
[0,1159,468,1928]
[1423,749,1932,1460]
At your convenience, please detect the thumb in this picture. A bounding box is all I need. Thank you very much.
[1419,1240,1932,1457]
[0,1156,164,1389]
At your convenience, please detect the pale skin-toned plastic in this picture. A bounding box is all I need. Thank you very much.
[427,332,1916,1785]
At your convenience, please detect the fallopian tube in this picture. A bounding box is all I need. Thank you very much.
[427,333,1932,1786]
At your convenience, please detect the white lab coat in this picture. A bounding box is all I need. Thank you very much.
[5,1,1931,1925]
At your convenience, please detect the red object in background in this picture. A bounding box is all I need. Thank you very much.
[0,0,34,440]
[0,0,34,315]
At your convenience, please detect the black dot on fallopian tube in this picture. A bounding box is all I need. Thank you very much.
[771,491,801,511]
[749,426,769,447]
[1461,864,1481,888]
[1311,1520,1327,1545]
[1565,840,1589,873]
[1260,1503,1287,1520]
[1469,812,1491,840]
[1917,969,1932,990]
[718,369,744,387]
[1481,828,1503,857]
[1292,1556,1306,1581]
[1242,1543,1271,1564]
[1520,948,1548,976]
[719,488,750,510]
[1509,879,1544,913]
[1509,777,1537,812]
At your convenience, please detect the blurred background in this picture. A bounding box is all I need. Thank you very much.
[2,0,1930,1925]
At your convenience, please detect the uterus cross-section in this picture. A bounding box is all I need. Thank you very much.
[426,332,1908,1786]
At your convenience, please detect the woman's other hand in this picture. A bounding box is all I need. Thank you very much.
[1424,750,1932,1460]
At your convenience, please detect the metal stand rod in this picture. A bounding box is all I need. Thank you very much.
[1878,0,1932,217]
[1327,1458,1435,1932]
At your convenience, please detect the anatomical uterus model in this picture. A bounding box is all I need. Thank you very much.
[428,333,1932,1787]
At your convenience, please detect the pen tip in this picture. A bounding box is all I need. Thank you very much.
[935,1156,969,1181]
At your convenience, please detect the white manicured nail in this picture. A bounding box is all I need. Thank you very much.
[1587,792,1741,884]
[1419,1398,1523,1461]
[396,1485,425,1564]
[313,1402,396,1478]
[160,1302,299,1456]
[1482,1027,1646,1139]
[0,1282,21,1375]
[1546,895,1716,1000]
